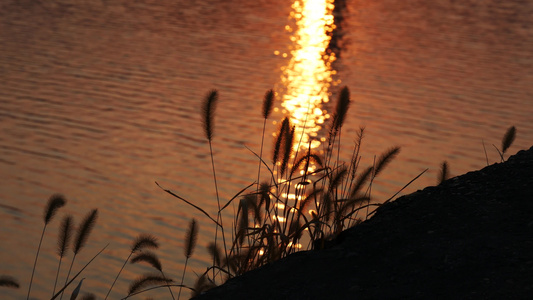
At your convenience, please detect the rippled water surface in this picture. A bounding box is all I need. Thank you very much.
[1,0,532,299]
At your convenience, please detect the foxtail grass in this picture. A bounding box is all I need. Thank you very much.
[272,117,290,168]
[374,147,401,178]
[130,250,175,299]
[130,250,175,300]
[498,125,517,162]
[61,209,98,300]
[53,214,73,296]
[105,234,159,300]
[202,89,229,280]
[0,276,19,289]
[27,194,66,300]
[131,251,162,271]
[485,125,518,164]
[126,273,173,298]
[157,86,411,293]
[438,161,449,184]
[333,86,350,131]
[257,89,275,192]
[178,218,198,300]
[280,124,296,177]
[326,86,351,171]
[146,86,427,297]
[4,195,109,299]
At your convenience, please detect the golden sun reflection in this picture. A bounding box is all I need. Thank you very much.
[276,0,337,152]
[271,0,339,232]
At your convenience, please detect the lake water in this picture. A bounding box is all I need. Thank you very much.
[1,0,532,299]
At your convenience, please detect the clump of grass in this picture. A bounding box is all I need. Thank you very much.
[5,196,190,299]
[3,194,112,299]
[160,87,412,295]
[5,88,520,299]
[0,86,430,299]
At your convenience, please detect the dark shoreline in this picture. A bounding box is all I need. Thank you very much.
[193,146,533,299]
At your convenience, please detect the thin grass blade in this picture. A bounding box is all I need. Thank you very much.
[51,244,109,300]
[220,181,255,212]
[155,182,220,227]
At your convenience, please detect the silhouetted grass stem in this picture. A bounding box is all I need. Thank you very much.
[27,194,66,300]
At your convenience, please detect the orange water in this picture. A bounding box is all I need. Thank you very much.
[1,0,532,299]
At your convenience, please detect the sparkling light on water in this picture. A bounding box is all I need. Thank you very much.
[276,0,337,152]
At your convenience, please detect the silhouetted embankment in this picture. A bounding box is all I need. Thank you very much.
[193,146,533,299]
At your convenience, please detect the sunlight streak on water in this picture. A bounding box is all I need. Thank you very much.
[269,1,339,245]
[277,0,337,152]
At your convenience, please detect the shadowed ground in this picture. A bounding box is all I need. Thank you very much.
[193,146,533,299]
